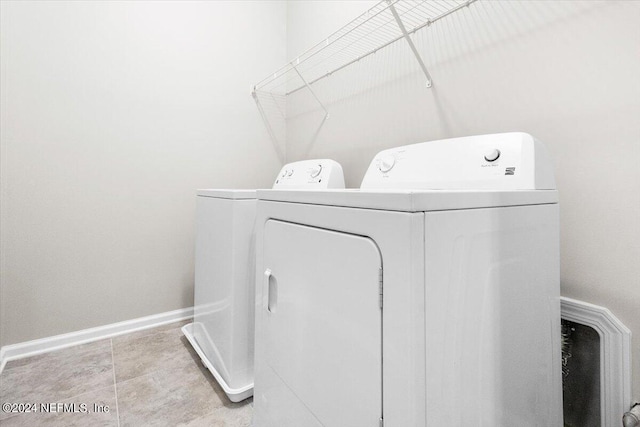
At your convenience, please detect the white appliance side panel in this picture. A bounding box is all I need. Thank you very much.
[193,196,256,390]
[259,220,382,427]
[422,204,562,426]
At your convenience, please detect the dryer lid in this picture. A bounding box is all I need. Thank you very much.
[256,188,557,212]
[361,132,556,191]
[197,159,345,199]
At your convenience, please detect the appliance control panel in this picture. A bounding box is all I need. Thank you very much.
[361,132,556,190]
[273,159,345,189]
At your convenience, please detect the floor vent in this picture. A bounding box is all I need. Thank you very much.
[561,297,631,427]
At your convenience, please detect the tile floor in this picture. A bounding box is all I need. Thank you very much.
[0,320,253,426]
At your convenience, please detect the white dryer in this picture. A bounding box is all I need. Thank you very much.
[253,133,563,426]
[182,159,344,402]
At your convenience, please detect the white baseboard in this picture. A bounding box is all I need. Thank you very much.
[0,307,193,374]
[561,296,632,427]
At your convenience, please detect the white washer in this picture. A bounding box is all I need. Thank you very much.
[253,133,563,426]
[182,159,345,402]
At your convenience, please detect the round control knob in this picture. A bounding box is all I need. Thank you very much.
[287,169,294,176]
[484,149,501,162]
[309,164,322,178]
[377,155,396,173]
[281,169,288,177]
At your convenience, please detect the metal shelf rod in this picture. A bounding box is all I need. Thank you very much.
[408,0,477,35]
[253,0,479,113]
[285,31,407,96]
[279,0,478,96]
[253,0,400,91]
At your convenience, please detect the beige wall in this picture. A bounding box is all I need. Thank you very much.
[0,1,286,346]
[285,1,640,400]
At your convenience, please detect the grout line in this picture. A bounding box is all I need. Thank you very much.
[110,339,121,427]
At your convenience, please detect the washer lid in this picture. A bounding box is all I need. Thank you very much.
[256,189,558,212]
[197,189,257,199]
[273,159,345,189]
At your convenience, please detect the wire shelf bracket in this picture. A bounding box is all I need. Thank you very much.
[251,0,479,152]
[387,0,433,88]
[292,63,329,120]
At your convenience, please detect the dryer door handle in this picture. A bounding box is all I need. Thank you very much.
[264,269,277,313]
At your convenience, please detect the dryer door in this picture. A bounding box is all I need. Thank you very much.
[257,219,382,427]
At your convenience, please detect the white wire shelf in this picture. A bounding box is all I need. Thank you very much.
[253,0,478,97]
